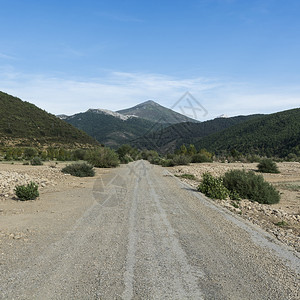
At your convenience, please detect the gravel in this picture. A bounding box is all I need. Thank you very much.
[0,161,299,299]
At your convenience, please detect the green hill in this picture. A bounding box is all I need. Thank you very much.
[130,115,261,153]
[0,91,98,147]
[63,109,160,148]
[196,108,300,158]
[117,100,199,124]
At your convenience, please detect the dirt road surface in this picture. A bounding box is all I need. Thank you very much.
[1,161,299,299]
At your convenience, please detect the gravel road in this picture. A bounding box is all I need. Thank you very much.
[1,161,299,299]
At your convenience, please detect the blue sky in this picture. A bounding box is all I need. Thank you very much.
[0,0,299,120]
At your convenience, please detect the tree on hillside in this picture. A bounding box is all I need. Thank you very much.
[179,144,187,155]
[187,144,197,156]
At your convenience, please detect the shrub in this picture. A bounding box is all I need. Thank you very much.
[179,144,188,155]
[73,149,86,160]
[257,159,280,173]
[117,144,133,160]
[85,148,120,168]
[197,173,229,199]
[176,173,196,180]
[62,163,95,177]
[23,147,38,160]
[15,182,39,200]
[274,221,289,227]
[150,156,162,165]
[120,154,134,164]
[172,155,191,166]
[246,154,261,163]
[191,153,212,163]
[160,159,176,167]
[30,157,43,165]
[229,190,240,201]
[141,150,159,161]
[223,169,280,204]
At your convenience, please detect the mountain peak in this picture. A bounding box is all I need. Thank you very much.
[142,100,159,105]
[132,100,160,109]
[117,100,199,124]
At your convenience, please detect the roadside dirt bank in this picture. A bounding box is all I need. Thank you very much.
[168,162,300,252]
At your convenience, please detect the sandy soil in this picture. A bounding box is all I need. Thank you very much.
[0,162,110,243]
[168,162,300,252]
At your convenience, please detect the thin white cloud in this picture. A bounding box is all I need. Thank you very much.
[0,52,15,60]
[0,68,299,120]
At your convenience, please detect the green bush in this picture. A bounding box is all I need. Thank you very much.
[222,169,280,204]
[141,150,159,161]
[117,144,133,161]
[85,147,120,168]
[274,221,289,227]
[229,190,240,201]
[172,155,191,166]
[150,156,163,165]
[15,182,39,200]
[191,153,212,163]
[120,154,134,164]
[257,158,280,173]
[160,159,176,167]
[72,149,86,160]
[62,163,95,177]
[197,173,229,199]
[30,157,43,165]
[176,173,196,180]
[23,147,38,160]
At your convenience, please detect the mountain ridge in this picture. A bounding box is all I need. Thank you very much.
[196,108,300,158]
[130,114,262,153]
[62,100,200,147]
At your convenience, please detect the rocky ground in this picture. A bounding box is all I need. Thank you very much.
[0,161,87,201]
[1,161,299,253]
[1,161,299,299]
[0,161,109,243]
[0,164,62,200]
[168,162,300,252]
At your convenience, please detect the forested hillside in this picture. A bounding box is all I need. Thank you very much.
[0,91,98,147]
[63,109,160,147]
[196,108,300,158]
[131,115,261,153]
